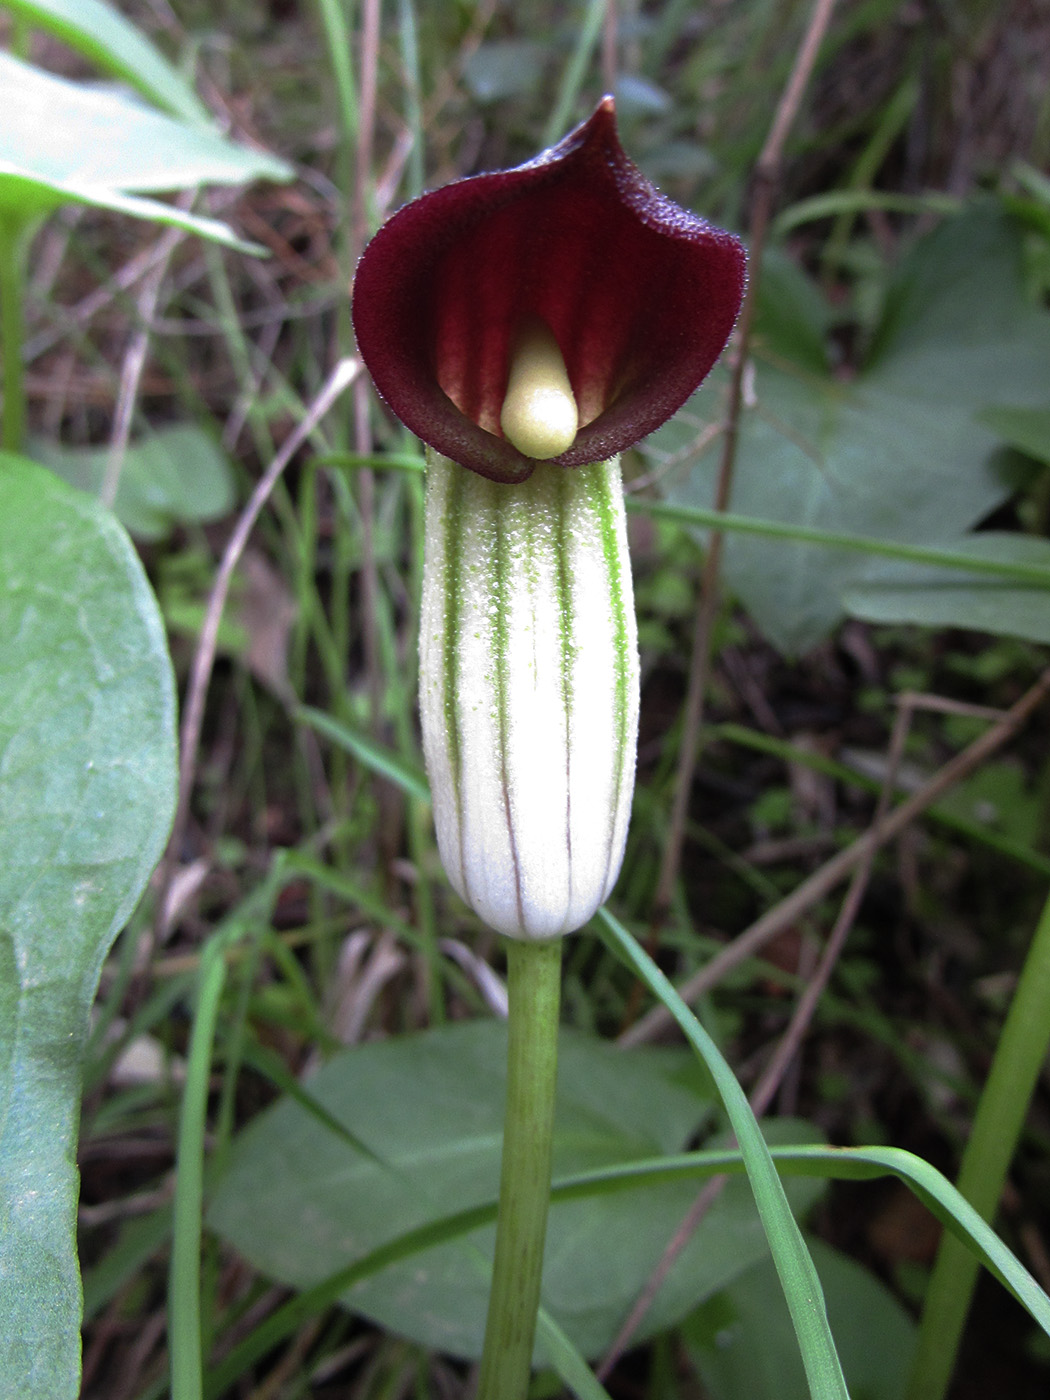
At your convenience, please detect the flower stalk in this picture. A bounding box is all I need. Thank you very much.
[477,938,562,1400]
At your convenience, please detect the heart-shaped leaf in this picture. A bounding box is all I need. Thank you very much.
[209,1021,824,1360]
[842,531,1050,644]
[683,1238,914,1400]
[649,204,1050,654]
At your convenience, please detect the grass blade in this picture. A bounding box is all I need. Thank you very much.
[595,907,849,1400]
[297,704,431,802]
[169,938,227,1400]
[628,497,1050,590]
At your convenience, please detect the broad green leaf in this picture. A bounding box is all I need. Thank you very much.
[752,247,832,375]
[684,1239,914,1400]
[35,424,235,540]
[208,1021,824,1360]
[209,1136,1050,1394]
[842,532,1050,644]
[976,404,1050,465]
[0,0,211,125]
[650,204,1050,655]
[0,52,291,248]
[0,52,289,192]
[932,761,1040,849]
[0,163,269,252]
[0,455,177,1399]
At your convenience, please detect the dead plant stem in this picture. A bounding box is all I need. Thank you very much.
[623,667,1050,1048]
[354,0,384,734]
[101,220,186,509]
[602,0,618,90]
[652,0,840,920]
[154,359,360,946]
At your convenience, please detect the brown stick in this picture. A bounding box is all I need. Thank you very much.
[652,0,840,921]
[601,675,1049,1373]
[354,0,384,733]
[602,0,618,92]
[101,219,187,509]
[154,360,360,941]
[622,666,1050,1049]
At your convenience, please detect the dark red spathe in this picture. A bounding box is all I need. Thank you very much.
[352,97,747,483]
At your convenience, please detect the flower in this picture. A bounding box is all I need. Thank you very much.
[352,96,746,483]
[352,102,744,939]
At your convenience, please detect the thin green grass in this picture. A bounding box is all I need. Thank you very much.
[596,907,850,1400]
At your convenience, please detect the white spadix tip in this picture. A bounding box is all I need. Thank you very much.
[500,317,579,460]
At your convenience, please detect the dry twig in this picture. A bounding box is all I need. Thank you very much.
[622,667,1050,1048]
[652,0,840,921]
[602,672,1050,1372]
[154,359,361,944]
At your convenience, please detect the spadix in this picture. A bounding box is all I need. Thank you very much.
[499,317,579,460]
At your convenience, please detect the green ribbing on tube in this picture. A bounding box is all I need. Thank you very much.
[907,885,1050,1400]
[477,938,563,1400]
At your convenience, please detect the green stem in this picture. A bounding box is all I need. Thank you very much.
[906,886,1050,1400]
[478,938,563,1400]
[0,214,28,453]
[629,496,1050,590]
[169,936,228,1400]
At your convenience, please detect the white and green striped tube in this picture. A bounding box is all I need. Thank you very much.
[420,448,640,940]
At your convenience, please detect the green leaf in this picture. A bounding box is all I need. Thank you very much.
[842,532,1050,644]
[650,204,1050,654]
[35,424,236,541]
[932,761,1040,849]
[684,1239,914,1400]
[764,1143,1050,1338]
[0,455,177,1399]
[0,52,291,249]
[0,165,269,252]
[209,1136,1050,1394]
[0,52,289,192]
[0,0,211,125]
[772,189,959,239]
[208,1021,824,1361]
[463,40,545,102]
[752,247,832,374]
[976,404,1050,465]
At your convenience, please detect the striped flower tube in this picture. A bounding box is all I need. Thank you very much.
[419,446,638,939]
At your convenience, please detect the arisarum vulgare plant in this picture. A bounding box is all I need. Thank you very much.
[352,96,745,1400]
